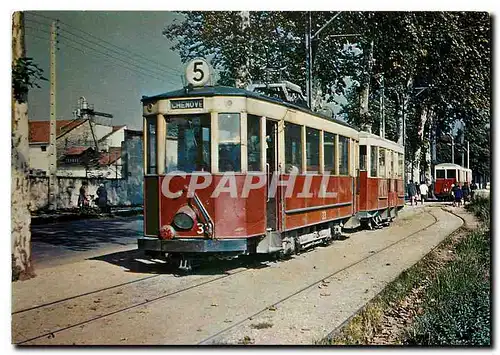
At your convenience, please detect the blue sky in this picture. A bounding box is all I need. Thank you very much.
[25,11,185,130]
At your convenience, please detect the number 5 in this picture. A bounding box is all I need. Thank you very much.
[193,61,204,82]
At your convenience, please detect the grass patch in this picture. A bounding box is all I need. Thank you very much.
[405,198,491,346]
[321,198,491,345]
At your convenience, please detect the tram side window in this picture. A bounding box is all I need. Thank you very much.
[218,113,241,172]
[359,145,367,171]
[146,117,157,174]
[306,128,320,173]
[285,123,303,173]
[398,153,404,178]
[446,169,456,179]
[388,150,394,177]
[338,135,349,175]
[324,132,336,174]
[378,148,386,178]
[370,146,378,177]
[247,115,261,172]
[165,115,211,173]
[436,169,445,179]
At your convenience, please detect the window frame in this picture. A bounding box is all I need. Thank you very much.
[378,147,386,178]
[246,114,262,172]
[284,122,304,174]
[145,116,157,175]
[370,146,378,178]
[306,127,320,174]
[338,135,350,176]
[217,112,242,173]
[323,132,337,175]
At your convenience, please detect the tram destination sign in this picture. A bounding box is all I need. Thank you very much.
[170,98,204,110]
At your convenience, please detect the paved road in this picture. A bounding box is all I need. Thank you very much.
[31,216,143,268]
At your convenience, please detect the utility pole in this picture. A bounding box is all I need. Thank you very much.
[378,73,385,138]
[304,11,352,110]
[451,135,455,164]
[467,141,469,169]
[305,12,313,109]
[48,20,58,211]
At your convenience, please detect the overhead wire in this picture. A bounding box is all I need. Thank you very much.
[24,24,181,84]
[26,12,182,77]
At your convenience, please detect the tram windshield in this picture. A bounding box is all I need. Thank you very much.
[165,115,211,172]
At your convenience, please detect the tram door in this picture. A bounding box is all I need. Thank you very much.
[266,120,278,231]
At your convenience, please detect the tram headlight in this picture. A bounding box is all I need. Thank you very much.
[173,213,195,230]
[172,206,196,230]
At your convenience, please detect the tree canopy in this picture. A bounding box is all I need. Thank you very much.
[163,11,491,181]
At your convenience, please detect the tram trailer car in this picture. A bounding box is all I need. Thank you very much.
[139,89,404,266]
[357,132,405,229]
[434,163,472,200]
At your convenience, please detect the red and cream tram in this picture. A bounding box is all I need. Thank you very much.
[138,59,405,267]
[434,163,472,199]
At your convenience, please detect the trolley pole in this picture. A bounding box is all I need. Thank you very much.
[48,20,58,210]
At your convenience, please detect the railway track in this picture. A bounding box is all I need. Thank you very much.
[198,210,440,345]
[14,208,442,345]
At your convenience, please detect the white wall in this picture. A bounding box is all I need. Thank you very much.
[107,127,126,147]
[29,145,49,172]
[93,124,113,141]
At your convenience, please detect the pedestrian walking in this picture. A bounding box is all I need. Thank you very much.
[419,181,428,205]
[414,181,421,204]
[78,182,89,209]
[452,183,463,207]
[96,183,108,213]
[407,180,417,206]
[462,182,471,204]
[470,180,478,200]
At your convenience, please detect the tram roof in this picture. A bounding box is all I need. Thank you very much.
[142,85,355,130]
[435,163,471,171]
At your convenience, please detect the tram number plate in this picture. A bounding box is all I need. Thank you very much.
[170,98,204,110]
[321,211,327,220]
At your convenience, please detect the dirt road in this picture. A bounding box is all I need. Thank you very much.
[12,205,462,345]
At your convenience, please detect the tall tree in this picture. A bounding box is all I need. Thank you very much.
[11,12,45,280]
[12,11,33,280]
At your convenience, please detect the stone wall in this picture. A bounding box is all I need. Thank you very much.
[28,176,140,212]
[28,176,49,212]
[29,130,144,212]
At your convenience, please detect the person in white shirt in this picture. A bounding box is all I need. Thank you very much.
[419,181,429,205]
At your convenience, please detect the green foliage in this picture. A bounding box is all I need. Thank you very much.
[466,196,491,225]
[164,12,490,176]
[12,57,47,103]
[405,203,491,347]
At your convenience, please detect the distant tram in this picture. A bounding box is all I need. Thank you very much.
[138,59,405,268]
[434,163,472,200]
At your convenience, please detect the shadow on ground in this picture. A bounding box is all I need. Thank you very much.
[31,216,142,252]
[88,248,273,276]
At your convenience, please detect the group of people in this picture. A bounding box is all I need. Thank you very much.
[407,180,430,206]
[78,182,109,212]
[450,181,478,207]
[406,179,479,207]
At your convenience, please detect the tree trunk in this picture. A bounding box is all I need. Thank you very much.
[12,11,34,281]
[397,76,413,146]
[412,105,429,183]
[359,41,373,133]
[426,110,434,183]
